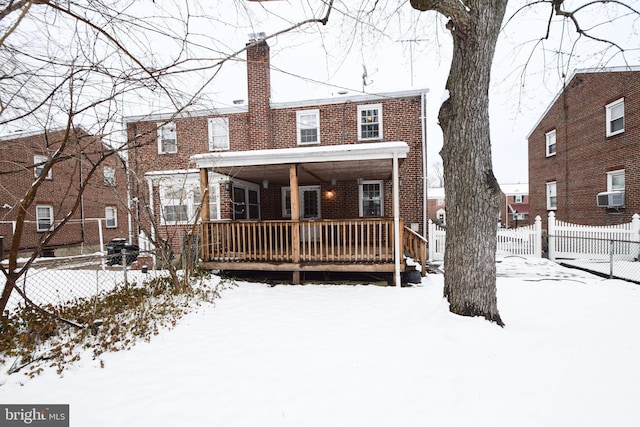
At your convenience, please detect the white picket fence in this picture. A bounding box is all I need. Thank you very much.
[548,212,640,261]
[428,216,542,262]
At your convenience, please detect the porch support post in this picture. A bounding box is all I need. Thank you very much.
[199,168,210,222]
[393,152,401,287]
[290,164,301,284]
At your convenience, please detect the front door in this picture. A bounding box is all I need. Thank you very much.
[300,186,321,243]
[300,186,321,219]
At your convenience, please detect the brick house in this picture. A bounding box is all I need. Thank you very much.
[499,183,529,228]
[427,187,446,225]
[0,128,129,257]
[427,183,529,229]
[528,67,640,227]
[126,38,428,285]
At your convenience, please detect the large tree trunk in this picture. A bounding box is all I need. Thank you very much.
[412,1,507,325]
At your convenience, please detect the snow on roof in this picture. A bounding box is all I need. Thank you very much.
[500,183,529,195]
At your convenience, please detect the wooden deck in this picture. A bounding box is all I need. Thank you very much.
[199,219,426,279]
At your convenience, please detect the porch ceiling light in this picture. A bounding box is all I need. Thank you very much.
[262,179,269,189]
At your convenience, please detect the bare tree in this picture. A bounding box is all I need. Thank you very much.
[428,159,444,188]
[0,0,337,316]
[409,0,639,325]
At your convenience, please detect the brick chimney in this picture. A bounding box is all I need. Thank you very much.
[246,38,272,149]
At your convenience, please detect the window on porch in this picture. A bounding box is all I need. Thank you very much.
[359,180,383,217]
[159,175,220,224]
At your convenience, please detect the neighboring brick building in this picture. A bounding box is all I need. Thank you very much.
[126,38,428,255]
[500,183,529,228]
[427,187,446,226]
[427,183,529,229]
[0,128,128,257]
[528,67,640,227]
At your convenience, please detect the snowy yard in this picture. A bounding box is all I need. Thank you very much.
[1,256,640,426]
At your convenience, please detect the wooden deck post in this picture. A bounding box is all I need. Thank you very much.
[393,152,401,287]
[290,165,300,284]
[199,168,210,222]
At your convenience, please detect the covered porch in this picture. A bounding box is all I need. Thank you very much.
[191,142,426,286]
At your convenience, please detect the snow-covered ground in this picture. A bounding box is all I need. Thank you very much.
[2,256,640,427]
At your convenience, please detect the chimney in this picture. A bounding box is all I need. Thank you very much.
[246,37,272,149]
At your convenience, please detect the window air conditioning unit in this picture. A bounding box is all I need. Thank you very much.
[596,191,625,208]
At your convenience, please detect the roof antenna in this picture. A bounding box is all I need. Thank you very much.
[362,64,374,92]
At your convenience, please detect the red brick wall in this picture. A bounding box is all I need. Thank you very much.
[0,129,128,255]
[127,40,427,253]
[529,70,640,229]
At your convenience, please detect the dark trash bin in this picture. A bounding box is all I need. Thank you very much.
[106,238,139,266]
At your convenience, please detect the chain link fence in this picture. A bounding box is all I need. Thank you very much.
[551,236,640,284]
[1,251,168,315]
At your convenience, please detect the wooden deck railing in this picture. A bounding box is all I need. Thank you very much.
[403,226,427,276]
[201,219,398,264]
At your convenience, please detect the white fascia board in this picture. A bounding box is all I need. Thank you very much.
[124,106,248,124]
[271,89,430,110]
[191,141,410,169]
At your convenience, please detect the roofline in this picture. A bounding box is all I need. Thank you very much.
[0,126,75,142]
[525,66,640,139]
[123,89,429,124]
[190,141,410,169]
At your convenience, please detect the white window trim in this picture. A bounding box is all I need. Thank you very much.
[546,181,557,211]
[105,206,118,228]
[357,103,383,141]
[157,122,177,154]
[359,179,384,217]
[607,169,625,192]
[545,129,556,157]
[296,109,320,145]
[158,174,220,225]
[514,194,524,203]
[36,204,54,232]
[606,98,624,137]
[208,117,230,151]
[34,154,52,180]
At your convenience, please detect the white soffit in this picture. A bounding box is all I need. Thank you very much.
[191,141,410,169]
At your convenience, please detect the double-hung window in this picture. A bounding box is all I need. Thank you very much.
[607,169,625,192]
[546,181,557,211]
[606,98,624,137]
[157,122,177,154]
[36,205,54,232]
[208,117,229,150]
[359,180,383,217]
[105,206,118,228]
[545,129,556,157]
[34,155,52,179]
[296,109,320,145]
[358,104,383,140]
[158,174,220,224]
[513,195,524,203]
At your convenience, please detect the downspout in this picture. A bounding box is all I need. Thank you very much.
[393,152,401,287]
[79,151,86,253]
[421,91,428,235]
[125,155,134,245]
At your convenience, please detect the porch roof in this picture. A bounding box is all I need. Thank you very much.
[190,141,410,186]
